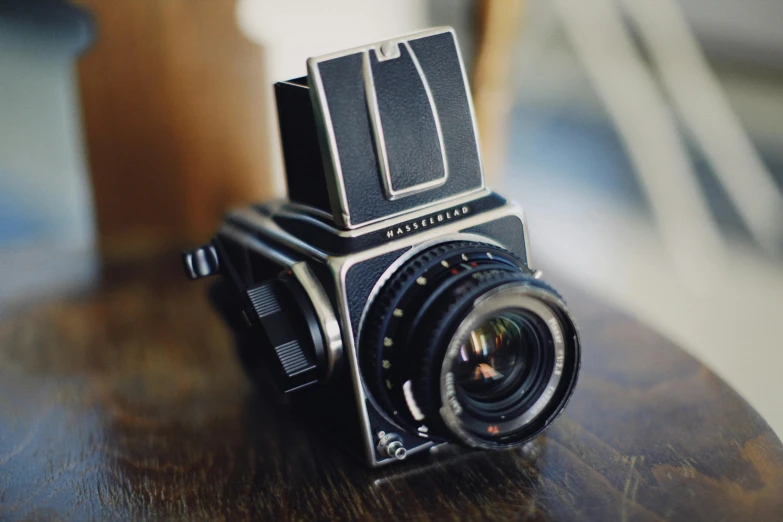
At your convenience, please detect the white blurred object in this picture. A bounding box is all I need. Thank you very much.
[679,0,783,71]
[236,0,426,83]
[552,0,727,292]
[235,0,427,195]
[510,171,783,437]
[622,0,783,254]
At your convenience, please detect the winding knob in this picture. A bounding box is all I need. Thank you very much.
[243,275,326,393]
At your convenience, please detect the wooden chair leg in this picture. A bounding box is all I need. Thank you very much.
[75,0,274,261]
[472,0,524,186]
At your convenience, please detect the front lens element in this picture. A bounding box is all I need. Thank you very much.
[454,315,527,400]
[439,291,571,447]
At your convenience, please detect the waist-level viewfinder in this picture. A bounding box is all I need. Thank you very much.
[274,28,484,229]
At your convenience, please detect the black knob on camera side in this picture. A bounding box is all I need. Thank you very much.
[183,244,220,280]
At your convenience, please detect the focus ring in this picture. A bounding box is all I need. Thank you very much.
[363,242,483,396]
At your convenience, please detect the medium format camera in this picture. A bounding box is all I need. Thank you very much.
[184,27,580,467]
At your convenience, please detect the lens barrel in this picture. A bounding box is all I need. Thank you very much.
[361,241,579,449]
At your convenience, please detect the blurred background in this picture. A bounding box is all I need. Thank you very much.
[1,0,781,434]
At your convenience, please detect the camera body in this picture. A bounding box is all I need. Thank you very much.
[184,28,580,467]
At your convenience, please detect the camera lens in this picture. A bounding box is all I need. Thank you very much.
[361,241,579,450]
[437,289,568,446]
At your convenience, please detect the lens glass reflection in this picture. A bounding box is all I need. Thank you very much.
[453,314,531,401]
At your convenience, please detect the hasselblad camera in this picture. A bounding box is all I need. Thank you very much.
[184,27,580,467]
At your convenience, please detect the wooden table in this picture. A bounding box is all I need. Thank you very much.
[1,257,781,521]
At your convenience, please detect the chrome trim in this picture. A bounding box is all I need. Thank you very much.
[329,260,381,465]
[335,186,487,231]
[275,189,492,238]
[404,40,449,194]
[362,49,392,198]
[279,80,308,89]
[283,201,335,221]
[518,202,533,268]
[228,207,328,262]
[307,26,457,76]
[450,28,485,182]
[363,42,448,200]
[248,199,528,265]
[378,40,401,61]
[330,202,528,268]
[307,53,351,227]
[219,224,296,266]
[291,263,343,380]
[306,26,485,229]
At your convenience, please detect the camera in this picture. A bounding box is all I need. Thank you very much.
[183,27,580,467]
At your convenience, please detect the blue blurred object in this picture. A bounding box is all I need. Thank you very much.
[0,0,96,303]
[0,0,94,248]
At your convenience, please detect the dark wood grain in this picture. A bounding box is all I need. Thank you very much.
[0,257,781,521]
